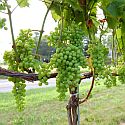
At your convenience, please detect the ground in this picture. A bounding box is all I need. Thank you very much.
[0,79,125,125]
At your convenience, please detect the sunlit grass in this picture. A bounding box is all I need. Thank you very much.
[0,80,125,125]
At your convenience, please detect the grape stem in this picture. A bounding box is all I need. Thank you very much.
[4,0,20,63]
[79,71,95,104]
[35,0,54,55]
[11,0,24,13]
[0,10,8,14]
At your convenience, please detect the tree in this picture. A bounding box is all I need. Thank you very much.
[33,34,56,62]
[0,0,125,125]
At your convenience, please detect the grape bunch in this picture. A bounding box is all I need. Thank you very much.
[12,78,26,111]
[35,62,51,86]
[4,29,36,72]
[103,66,117,87]
[118,65,125,84]
[3,29,36,111]
[87,42,117,87]
[16,29,36,72]
[47,22,86,99]
[0,2,7,30]
[0,18,7,30]
[87,40,109,76]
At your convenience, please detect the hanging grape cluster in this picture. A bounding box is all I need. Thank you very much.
[87,40,109,76]
[0,2,7,30]
[3,29,36,111]
[4,29,36,72]
[12,79,26,111]
[0,18,7,30]
[35,62,51,86]
[103,66,117,87]
[46,22,86,99]
[118,65,125,84]
[16,29,36,72]
[87,41,118,87]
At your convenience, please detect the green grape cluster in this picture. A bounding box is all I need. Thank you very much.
[47,22,86,99]
[0,0,7,10]
[87,40,109,75]
[0,18,7,30]
[4,51,18,71]
[3,29,36,111]
[16,29,36,71]
[103,67,117,87]
[12,78,26,112]
[35,62,51,86]
[118,65,125,84]
[48,22,84,49]
[0,2,7,30]
[4,29,36,72]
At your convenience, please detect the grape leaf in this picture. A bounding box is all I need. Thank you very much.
[65,0,82,11]
[51,4,61,21]
[116,29,121,39]
[106,2,120,18]
[51,10,61,21]
[16,0,30,7]
[0,3,6,10]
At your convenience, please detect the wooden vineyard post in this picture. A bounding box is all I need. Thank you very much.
[66,87,80,125]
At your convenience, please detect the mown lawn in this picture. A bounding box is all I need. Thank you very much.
[0,80,125,125]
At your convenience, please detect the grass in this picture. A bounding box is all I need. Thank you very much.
[0,75,7,79]
[0,80,125,125]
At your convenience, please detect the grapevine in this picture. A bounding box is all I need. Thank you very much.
[1,0,125,124]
